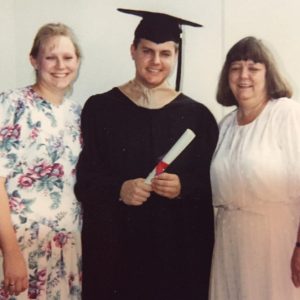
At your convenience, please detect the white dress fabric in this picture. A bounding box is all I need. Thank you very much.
[0,86,82,299]
[210,98,300,300]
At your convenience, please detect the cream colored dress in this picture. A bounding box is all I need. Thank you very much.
[210,98,300,300]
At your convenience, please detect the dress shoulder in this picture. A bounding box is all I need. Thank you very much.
[218,108,237,129]
[64,96,82,109]
[0,86,32,105]
[266,98,300,128]
[0,86,35,127]
[269,97,300,113]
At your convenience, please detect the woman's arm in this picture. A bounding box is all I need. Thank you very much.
[0,177,28,295]
[291,225,300,287]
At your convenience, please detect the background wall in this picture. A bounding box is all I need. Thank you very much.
[0,0,299,121]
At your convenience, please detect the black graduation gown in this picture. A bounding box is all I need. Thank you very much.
[75,88,218,300]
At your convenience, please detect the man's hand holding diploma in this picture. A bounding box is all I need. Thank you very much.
[151,173,181,199]
[120,129,195,205]
[120,178,152,206]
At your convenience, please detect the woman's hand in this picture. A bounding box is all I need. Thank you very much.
[0,176,28,295]
[3,248,28,296]
[120,178,152,206]
[151,172,181,199]
[291,246,300,287]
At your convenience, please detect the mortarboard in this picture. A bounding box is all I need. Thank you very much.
[118,8,203,91]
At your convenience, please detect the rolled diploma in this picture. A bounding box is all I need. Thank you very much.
[144,128,196,184]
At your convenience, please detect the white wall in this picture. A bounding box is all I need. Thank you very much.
[224,0,300,99]
[0,1,16,88]
[1,0,299,121]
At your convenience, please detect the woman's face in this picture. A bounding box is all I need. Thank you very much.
[30,35,80,93]
[229,59,268,108]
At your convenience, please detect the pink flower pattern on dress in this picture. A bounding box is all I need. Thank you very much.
[53,232,69,248]
[0,86,82,299]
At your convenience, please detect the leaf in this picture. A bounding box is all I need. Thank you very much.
[50,192,61,209]
[19,215,27,224]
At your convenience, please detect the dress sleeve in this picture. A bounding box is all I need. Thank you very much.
[0,91,23,178]
[279,100,300,202]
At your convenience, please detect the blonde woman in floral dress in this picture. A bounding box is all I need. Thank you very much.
[0,23,82,299]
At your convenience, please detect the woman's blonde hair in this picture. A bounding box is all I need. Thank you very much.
[30,23,81,59]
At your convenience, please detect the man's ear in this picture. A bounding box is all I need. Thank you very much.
[130,44,136,60]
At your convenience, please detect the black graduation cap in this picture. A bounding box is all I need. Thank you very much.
[118,8,203,91]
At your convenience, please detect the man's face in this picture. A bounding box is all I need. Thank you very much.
[131,38,178,88]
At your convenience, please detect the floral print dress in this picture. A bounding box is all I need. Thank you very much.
[0,86,82,300]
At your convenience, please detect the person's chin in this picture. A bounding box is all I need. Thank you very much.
[145,77,165,88]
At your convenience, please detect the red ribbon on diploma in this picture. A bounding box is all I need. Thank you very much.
[145,129,196,184]
[155,161,169,176]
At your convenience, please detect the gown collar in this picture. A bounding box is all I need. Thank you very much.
[118,79,180,109]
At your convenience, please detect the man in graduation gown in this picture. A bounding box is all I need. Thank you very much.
[75,8,219,300]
